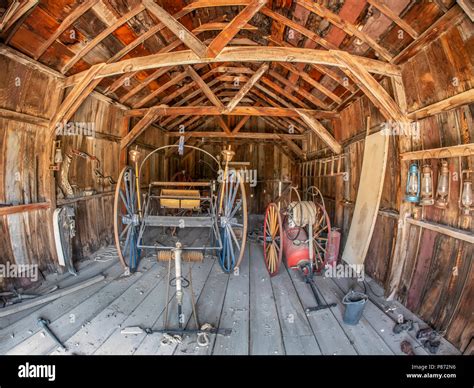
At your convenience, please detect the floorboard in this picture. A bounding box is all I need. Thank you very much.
[249,242,285,355]
[1,260,122,354]
[286,267,358,355]
[1,235,461,356]
[134,258,214,355]
[212,244,250,355]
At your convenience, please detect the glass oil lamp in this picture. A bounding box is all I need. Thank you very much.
[460,170,473,216]
[405,163,420,203]
[434,159,450,209]
[420,163,434,206]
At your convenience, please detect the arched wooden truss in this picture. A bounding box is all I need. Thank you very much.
[5,0,454,157]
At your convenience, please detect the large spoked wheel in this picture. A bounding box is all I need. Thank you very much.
[312,202,331,273]
[113,166,141,272]
[218,170,248,273]
[263,203,282,276]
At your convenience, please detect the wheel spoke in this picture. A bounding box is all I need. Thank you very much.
[225,176,239,218]
[227,224,241,252]
[228,199,242,220]
[122,226,133,254]
[119,189,132,215]
[119,223,131,239]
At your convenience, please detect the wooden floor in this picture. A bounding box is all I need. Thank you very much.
[0,229,460,356]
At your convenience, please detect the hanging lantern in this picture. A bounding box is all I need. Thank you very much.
[434,159,450,209]
[405,163,420,203]
[420,163,434,206]
[460,170,473,216]
[54,146,63,164]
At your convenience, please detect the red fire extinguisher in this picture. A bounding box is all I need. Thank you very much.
[281,224,310,269]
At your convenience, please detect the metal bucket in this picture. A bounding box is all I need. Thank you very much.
[342,291,368,325]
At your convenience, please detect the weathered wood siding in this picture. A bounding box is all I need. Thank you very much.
[0,52,61,288]
[303,15,473,353]
[179,117,296,215]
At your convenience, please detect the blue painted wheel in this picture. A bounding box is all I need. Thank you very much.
[217,169,248,273]
[114,166,141,272]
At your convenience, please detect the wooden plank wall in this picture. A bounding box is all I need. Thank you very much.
[0,52,169,289]
[57,98,167,260]
[58,96,124,260]
[303,15,473,353]
[0,53,62,289]
[179,117,295,215]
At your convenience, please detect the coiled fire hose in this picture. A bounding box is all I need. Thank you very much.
[288,201,318,227]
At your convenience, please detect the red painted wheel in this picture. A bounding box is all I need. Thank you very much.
[263,203,283,276]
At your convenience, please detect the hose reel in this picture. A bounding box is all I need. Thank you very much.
[288,201,318,227]
[156,250,203,262]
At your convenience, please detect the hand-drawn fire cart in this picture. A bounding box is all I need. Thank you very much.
[113,144,248,273]
[262,184,340,313]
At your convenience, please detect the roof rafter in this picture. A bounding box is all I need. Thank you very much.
[143,0,207,57]
[206,0,268,57]
[224,63,269,112]
[186,65,225,109]
[295,0,393,61]
[0,0,38,34]
[296,110,342,155]
[60,4,146,74]
[366,0,419,39]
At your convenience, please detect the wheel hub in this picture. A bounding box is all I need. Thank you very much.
[122,213,140,226]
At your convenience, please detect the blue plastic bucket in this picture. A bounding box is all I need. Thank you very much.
[342,291,368,325]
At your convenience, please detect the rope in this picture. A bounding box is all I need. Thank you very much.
[289,201,318,227]
[197,323,213,347]
[160,333,183,346]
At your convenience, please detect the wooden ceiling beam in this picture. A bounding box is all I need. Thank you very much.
[216,117,233,134]
[167,131,305,140]
[260,6,337,51]
[107,8,192,64]
[133,70,189,108]
[367,0,419,39]
[260,76,309,109]
[266,69,331,110]
[0,0,38,34]
[277,62,343,105]
[206,0,268,57]
[107,23,252,98]
[249,91,307,133]
[61,4,146,74]
[121,108,162,149]
[295,0,393,61]
[186,66,225,109]
[143,0,207,57]
[267,35,357,94]
[66,46,401,87]
[279,136,305,160]
[296,110,342,154]
[392,4,465,64]
[184,0,250,10]
[334,51,406,123]
[194,22,258,33]
[48,64,105,138]
[225,63,269,112]
[232,115,252,134]
[116,67,172,103]
[34,0,98,59]
[126,106,338,119]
